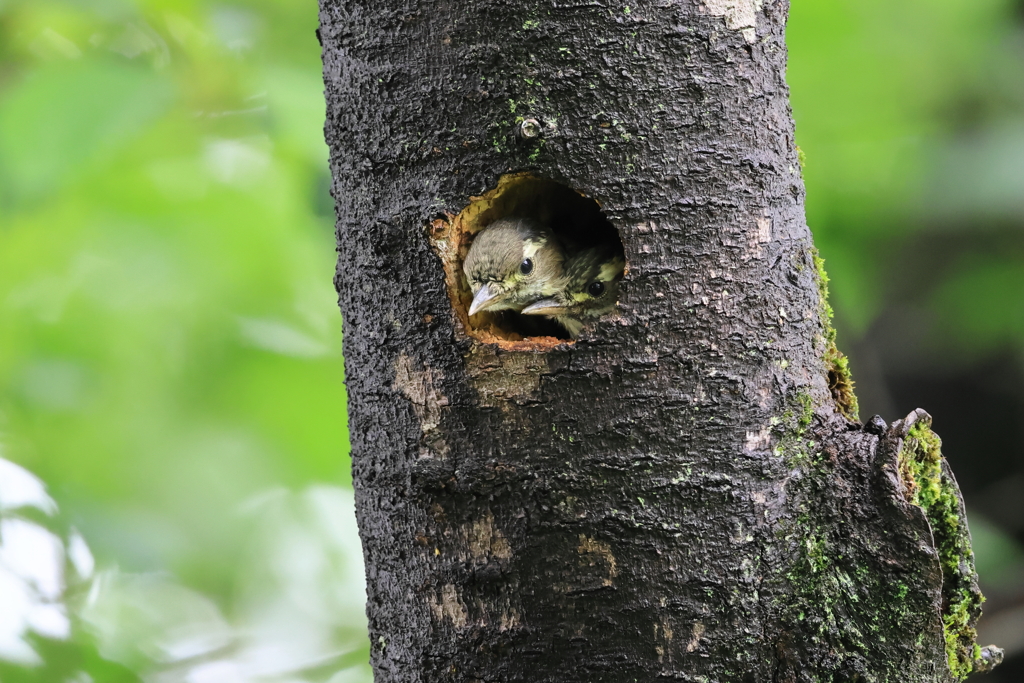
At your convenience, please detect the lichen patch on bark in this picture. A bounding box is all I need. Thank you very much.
[393,352,450,457]
[463,511,512,562]
[745,425,772,452]
[465,342,556,408]
[702,0,763,43]
[720,215,772,262]
[750,216,772,260]
[685,621,705,653]
[427,584,469,627]
[576,534,618,588]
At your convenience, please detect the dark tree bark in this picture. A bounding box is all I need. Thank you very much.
[318,1,998,681]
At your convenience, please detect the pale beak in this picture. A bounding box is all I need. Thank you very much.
[468,284,498,316]
[520,298,566,317]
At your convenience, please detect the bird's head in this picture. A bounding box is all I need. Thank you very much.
[463,217,565,316]
[520,246,625,336]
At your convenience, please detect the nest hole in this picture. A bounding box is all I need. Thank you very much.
[430,173,625,348]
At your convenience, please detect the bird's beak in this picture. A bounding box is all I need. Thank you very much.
[520,298,566,317]
[468,284,498,316]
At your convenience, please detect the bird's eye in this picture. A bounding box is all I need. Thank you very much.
[520,259,534,275]
[588,281,606,297]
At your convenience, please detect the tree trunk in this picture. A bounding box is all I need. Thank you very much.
[318,1,997,681]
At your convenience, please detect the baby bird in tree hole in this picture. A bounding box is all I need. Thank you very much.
[521,245,626,337]
[463,217,566,316]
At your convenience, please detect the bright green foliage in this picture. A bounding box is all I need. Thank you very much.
[1,0,345,574]
[789,0,1024,350]
[0,0,365,678]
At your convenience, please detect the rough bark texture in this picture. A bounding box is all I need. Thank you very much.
[319,1,991,681]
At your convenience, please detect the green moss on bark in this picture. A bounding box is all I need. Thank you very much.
[765,405,981,681]
[773,390,815,468]
[770,465,920,678]
[898,421,984,680]
[811,251,859,422]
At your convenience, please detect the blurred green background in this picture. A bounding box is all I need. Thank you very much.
[0,0,1022,680]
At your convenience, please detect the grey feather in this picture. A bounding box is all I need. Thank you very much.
[520,245,625,337]
[463,218,566,314]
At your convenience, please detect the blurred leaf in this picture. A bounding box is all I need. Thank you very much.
[0,59,172,206]
[788,0,1024,340]
[264,65,329,165]
[0,0,357,677]
[0,633,142,683]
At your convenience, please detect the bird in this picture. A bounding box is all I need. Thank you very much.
[520,245,625,337]
[462,217,566,317]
